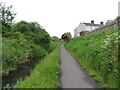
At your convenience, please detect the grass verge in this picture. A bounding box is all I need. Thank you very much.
[15,46,61,88]
[65,29,118,88]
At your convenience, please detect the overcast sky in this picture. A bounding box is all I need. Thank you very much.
[1,0,120,38]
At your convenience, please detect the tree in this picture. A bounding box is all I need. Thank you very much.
[116,16,120,20]
[52,36,59,42]
[12,21,31,34]
[61,32,72,41]
[0,2,16,26]
[12,21,51,51]
[0,2,16,36]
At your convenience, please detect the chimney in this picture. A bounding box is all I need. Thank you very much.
[100,21,104,25]
[91,20,94,24]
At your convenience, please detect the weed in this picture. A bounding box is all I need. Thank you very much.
[65,29,118,88]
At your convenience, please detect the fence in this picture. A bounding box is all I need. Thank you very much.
[84,18,120,36]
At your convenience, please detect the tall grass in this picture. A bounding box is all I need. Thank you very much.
[16,46,61,88]
[65,29,118,88]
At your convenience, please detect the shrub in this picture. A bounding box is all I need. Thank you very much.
[12,21,51,51]
[2,38,30,75]
[61,32,72,41]
[31,45,47,59]
[65,29,118,88]
[48,41,59,52]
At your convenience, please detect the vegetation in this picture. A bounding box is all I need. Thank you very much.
[0,2,16,36]
[115,16,120,20]
[52,36,59,42]
[2,3,61,88]
[0,34,1,75]
[1,3,54,76]
[16,45,61,88]
[65,29,118,88]
[61,32,72,41]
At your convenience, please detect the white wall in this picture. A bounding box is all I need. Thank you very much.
[74,23,100,37]
[86,26,99,31]
[74,23,86,37]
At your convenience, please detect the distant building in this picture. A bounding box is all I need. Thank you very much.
[74,20,103,37]
[105,20,113,25]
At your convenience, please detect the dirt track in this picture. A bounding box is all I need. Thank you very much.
[60,46,100,88]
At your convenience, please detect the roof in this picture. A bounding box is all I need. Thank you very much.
[83,23,100,26]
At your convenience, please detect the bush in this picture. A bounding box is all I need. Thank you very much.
[1,3,53,77]
[61,32,72,41]
[31,45,47,59]
[2,21,54,75]
[12,21,51,51]
[12,21,31,34]
[2,38,30,75]
[48,41,59,52]
[65,29,118,88]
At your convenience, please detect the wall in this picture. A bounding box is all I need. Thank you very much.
[86,26,99,31]
[74,23,86,37]
[84,19,120,36]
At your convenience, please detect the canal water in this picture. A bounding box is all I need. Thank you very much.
[2,59,40,88]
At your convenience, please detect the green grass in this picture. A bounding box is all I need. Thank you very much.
[16,46,61,88]
[2,21,55,76]
[65,29,119,88]
[0,34,2,75]
[2,34,58,76]
[2,38,31,75]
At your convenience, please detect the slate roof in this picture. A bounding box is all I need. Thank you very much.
[83,23,100,26]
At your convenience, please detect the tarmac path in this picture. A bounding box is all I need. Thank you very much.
[60,46,100,88]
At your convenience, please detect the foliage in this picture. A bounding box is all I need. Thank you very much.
[12,21,31,34]
[52,36,59,42]
[115,16,120,20]
[2,37,30,75]
[65,29,118,88]
[30,44,47,59]
[61,32,72,41]
[2,20,53,75]
[12,21,51,51]
[48,41,59,52]
[0,34,2,75]
[1,3,54,76]
[16,46,61,88]
[0,2,16,36]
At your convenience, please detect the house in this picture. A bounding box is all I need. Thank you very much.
[79,31,90,36]
[105,20,113,25]
[74,20,103,37]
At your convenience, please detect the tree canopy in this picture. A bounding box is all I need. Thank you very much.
[61,32,72,41]
[0,2,16,36]
[52,36,59,42]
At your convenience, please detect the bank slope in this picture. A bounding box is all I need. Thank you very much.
[16,46,61,88]
[65,29,118,88]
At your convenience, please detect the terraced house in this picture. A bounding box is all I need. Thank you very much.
[74,20,104,37]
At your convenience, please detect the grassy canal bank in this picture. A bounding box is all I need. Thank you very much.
[15,45,61,88]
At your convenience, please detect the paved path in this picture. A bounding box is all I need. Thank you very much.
[60,46,100,88]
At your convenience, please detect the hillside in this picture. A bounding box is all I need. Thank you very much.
[65,29,118,88]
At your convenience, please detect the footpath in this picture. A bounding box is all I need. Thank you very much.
[60,46,99,88]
